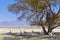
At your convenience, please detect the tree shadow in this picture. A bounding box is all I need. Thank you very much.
[3,36,23,40]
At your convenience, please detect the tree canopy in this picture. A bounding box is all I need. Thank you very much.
[8,0,60,34]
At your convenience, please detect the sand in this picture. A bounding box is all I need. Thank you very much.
[0,27,60,40]
[0,34,59,40]
[0,27,60,34]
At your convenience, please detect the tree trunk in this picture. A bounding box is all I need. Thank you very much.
[47,26,52,35]
[41,26,48,35]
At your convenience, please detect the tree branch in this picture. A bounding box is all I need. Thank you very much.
[56,10,60,15]
[17,5,41,13]
[51,24,60,30]
[40,14,47,34]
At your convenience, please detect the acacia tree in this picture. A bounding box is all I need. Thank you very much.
[8,0,60,35]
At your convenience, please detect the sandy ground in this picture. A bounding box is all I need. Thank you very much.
[0,34,59,40]
[0,28,60,40]
[0,27,60,34]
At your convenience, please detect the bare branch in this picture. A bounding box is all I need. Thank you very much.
[56,10,60,15]
[40,14,47,33]
[51,24,60,30]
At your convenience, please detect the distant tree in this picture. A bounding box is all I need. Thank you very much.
[8,0,60,35]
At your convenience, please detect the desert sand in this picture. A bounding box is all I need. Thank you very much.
[0,27,60,40]
[0,33,59,40]
[0,27,60,34]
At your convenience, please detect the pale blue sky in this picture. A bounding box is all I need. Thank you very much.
[0,0,18,22]
[0,0,60,27]
[0,0,60,22]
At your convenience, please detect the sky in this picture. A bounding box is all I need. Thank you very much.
[0,0,33,27]
[0,0,60,27]
[0,0,60,22]
[0,0,18,22]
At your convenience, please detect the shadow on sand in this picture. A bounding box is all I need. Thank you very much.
[3,32,60,40]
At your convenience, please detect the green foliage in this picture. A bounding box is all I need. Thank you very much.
[8,0,60,27]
